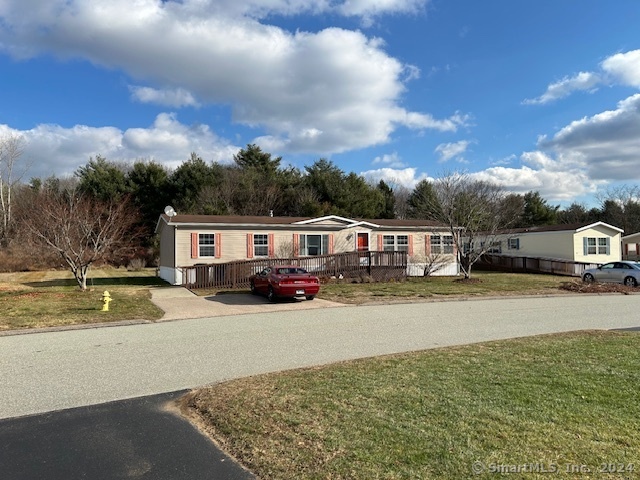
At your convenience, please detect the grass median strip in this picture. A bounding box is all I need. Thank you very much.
[183,331,640,479]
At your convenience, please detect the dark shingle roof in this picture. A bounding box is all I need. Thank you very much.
[160,214,447,228]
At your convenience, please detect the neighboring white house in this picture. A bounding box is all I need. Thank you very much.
[622,232,640,259]
[155,214,460,285]
[488,222,623,263]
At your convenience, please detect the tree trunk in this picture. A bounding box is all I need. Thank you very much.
[75,265,89,291]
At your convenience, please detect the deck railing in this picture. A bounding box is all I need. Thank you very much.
[181,251,408,289]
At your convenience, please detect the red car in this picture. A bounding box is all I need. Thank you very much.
[250,265,320,302]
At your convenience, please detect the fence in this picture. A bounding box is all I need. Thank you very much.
[475,254,600,277]
[181,251,408,289]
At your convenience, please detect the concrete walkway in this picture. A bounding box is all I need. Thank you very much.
[150,287,343,320]
[2,294,640,420]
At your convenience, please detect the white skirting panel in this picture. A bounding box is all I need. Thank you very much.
[407,261,460,277]
[159,266,182,285]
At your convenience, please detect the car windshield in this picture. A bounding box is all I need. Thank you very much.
[276,267,308,275]
[631,262,640,270]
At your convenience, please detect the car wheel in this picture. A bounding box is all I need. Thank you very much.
[583,273,594,283]
[250,281,257,295]
[305,295,315,301]
[267,286,276,303]
[624,276,637,287]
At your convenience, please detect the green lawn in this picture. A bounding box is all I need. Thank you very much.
[0,268,166,330]
[0,270,589,330]
[183,331,640,479]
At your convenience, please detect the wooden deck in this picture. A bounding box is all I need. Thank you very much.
[181,251,408,289]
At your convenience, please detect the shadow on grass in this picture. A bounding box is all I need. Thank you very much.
[23,276,169,288]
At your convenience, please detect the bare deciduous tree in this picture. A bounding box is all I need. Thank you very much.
[274,239,296,259]
[0,134,28,244]
[595,184,640,233]
[428,172,522,279]
[19,188,142,290]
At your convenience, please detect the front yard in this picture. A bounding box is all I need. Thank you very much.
[0,269,635,330]
[0,268,165,330]
[183,331,640,479]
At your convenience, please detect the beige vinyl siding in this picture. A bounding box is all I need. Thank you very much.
[512,230,576,261]
[493,226,621,262]
[175,226,455,266]
[574,226,621,262]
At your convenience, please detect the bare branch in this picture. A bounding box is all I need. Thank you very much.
[18,188,142,290]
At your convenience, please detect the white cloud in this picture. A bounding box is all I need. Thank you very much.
[337,0,426,26]
[470,163,603,201]
[524,49,640,105]
[489,154,516,166]
[3,113,239,179]
[129,86,200,108]
[360,167,431,189]
[539,93,640,181]
[373,152,406,168]
[0,0,449,156]
[601,49,640,88]
[469,149,604,201]
[523,71,602,105]
[434,140,470,163]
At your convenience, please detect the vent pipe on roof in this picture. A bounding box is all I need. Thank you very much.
[269,210,273,217]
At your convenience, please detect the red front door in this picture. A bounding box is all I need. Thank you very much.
[357,233,369,251]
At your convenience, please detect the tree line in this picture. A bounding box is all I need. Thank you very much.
[2,137,640,284]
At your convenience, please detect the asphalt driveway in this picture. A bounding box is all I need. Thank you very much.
[0,392,254,480]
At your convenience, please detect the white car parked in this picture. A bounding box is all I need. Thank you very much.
[582,261,640,287]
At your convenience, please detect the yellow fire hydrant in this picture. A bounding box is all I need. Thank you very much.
[101,291,112,312]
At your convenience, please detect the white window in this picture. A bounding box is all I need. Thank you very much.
[383,235,408,252]
[431,235,442,254]
[583,237,610,255]
[199,233,215,257]
[443,235,454,254]
[432,235,454,254]
[254,234,268,257]
[508,238,520,250]
[300,234,329,256]
[598,238,609,254]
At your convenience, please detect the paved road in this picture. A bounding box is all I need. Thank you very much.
[2,294,640,420]
[0,392,254,480]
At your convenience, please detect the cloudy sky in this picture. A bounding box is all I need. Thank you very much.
[1,0,639,205]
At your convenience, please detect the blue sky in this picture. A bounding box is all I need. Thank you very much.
[1,0,639,206]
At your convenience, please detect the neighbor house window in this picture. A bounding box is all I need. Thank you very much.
[254,234,269,257]
[300,234,330,256]
[199,233,215,257]
[508,238,520,250]
[598,238,609,254]
[583,237,610,255]
[487,241,502,254]
[383,235,408,252]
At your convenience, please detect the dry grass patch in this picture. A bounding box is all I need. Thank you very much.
[318,271,573,304]
[0,268,166,330]
[183,331,640,479]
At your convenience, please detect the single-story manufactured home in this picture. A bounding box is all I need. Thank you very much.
[487,221,623,263]
[156,214,460,285]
